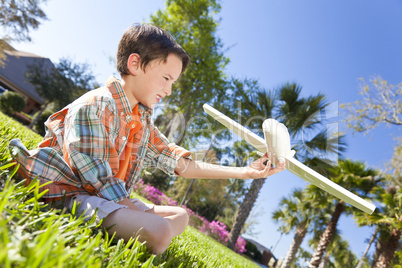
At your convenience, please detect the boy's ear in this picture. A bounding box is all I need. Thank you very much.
[127,53,141,75]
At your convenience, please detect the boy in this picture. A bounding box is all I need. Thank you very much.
[9,24,285,254]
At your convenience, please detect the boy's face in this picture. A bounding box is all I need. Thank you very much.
[132,53,182,109]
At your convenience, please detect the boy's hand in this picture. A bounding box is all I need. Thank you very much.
[243,154,286,179]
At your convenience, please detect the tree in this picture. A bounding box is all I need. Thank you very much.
[354,184,402,268]
[342,76,401,186]
[25,57,97,131]
[150,0,230,148]
[148,0,236,209]
[309,159,378,267]
[0,0,48,66]
[0,91,25,115]
[356,227,379,268]
[272,189,324,268]
[308,230,358,268]
[227,80,345,250]
[342,76,402,267]
[341,76,401,133]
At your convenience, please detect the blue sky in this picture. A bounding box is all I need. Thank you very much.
[13,0,402,261]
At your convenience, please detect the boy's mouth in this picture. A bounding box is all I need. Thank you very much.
[156,94,163,102]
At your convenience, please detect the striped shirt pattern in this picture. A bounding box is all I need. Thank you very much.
[9,76,191,203]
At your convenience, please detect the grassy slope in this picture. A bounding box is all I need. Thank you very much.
[0,112,259,268]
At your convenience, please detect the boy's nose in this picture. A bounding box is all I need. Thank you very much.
[164,85,172,96]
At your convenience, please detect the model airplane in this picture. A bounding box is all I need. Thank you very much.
[203,104,376,214]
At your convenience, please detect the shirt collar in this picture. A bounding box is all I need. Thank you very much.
[105,76,153,119]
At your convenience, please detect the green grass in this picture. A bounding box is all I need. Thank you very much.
[0,112,259,268]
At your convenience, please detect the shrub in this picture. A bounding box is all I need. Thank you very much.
[0,91,25,115]
[34,109,54,136]
[134,179,247,254]
[134,179,178,206]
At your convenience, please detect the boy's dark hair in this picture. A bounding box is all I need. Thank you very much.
[116,23,190,76]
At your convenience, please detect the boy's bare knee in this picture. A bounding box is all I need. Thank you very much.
[146,218,173,254]
[177,207,189,226]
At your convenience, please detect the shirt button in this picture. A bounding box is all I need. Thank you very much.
[122,136,127,141]
[131,124,136,129]
[120,112,124,116]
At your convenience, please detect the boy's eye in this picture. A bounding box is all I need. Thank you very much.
[164,77,169,81]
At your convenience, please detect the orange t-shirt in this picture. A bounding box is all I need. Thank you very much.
[115,104,142,182]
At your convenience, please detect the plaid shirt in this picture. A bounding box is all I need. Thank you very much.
[9,76,191,203]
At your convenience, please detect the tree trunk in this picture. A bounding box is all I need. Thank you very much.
[281,224,308,268]
[371,228,401,268]
[28,101,48,129]
[227,177,266,250]
[319,253,330,268]
[356,227,379,268]
[180,178,196,206]
[309,202,344,267]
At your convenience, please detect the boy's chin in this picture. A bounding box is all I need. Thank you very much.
[146,102,157,109]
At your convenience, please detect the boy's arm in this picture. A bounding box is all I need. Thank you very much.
[175,154,285,180]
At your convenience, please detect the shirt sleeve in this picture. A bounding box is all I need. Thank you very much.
[64,103,129,202]
[144,123,192,176]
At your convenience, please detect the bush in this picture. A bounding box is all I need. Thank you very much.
[1,113,259,267]
[0,91,25,115]
[134,179,247,254]
[34,109,54,136]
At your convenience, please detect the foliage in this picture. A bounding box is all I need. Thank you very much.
[25,57,98,131]
[272,188,325,267]
[133,179,247,254]
[389,138,402,188]
[0,0,47,66]
[142,168,173,192]
[341,76,402,133]
[308,229,358,268]
[0,0,47,42]
[308,159,378,267]
[243,240,262,263]
[26,57,97,111]
[227,79,346,250]
[342,76,401,267]
[33,109,53,136]
[134,179,178,207]
[155,227,257,268]
[354,184,402,268]
[391,247,402,268]
[0,90,26,115]
[150,0,230,148]
[0,112,43,159]
[0,111,259,268]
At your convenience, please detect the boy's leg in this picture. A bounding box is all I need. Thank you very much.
[101,208,173,254]
[146,205,189,237]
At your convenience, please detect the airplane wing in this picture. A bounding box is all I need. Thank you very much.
[203,103,376,214]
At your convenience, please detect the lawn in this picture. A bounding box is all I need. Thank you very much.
[0,112,260,268]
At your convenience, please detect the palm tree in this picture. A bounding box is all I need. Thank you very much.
[356,227,379,268]
[272,189,323,268]
[309,159,378,267]
[308,230,358,268]
[354,184,402,268]
[227,81,345,250]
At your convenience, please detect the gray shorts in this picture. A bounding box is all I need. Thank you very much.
[63,194,154,224]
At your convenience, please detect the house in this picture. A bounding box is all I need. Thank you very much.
[0,41,54,115]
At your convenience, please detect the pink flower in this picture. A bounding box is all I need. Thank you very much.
[134,179,246,254]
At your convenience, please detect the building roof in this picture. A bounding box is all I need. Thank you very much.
[0,44,54,104]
